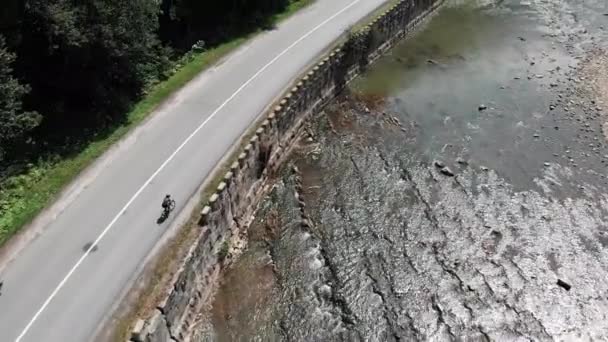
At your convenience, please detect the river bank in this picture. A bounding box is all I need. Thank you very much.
[199,0,608,340]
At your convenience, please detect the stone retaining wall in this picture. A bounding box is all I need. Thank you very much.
[130,0,443,341]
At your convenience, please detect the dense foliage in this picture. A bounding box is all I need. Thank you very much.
[0,0,295,163]
[0,36,40,161]
[160,0,292,50]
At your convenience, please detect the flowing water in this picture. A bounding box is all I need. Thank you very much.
[196,0,608,341]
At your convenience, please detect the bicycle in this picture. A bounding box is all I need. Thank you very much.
[158,196,176,224]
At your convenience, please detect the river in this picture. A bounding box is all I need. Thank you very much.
[196,0,608,340]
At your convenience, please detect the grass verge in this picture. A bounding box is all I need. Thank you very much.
[0,0,314,246]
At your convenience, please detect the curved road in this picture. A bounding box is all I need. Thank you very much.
[0,0,389,341]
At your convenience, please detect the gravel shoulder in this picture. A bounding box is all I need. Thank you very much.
[580,50,608,141]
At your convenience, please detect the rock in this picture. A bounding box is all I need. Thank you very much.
[440,167,455,177]
[544,162,550,167]
[456,158,468,166]
[427,59,439,65]
[131,319,146,342]
[301,219,312,229]
[550,105,556,110]
[478,104,488,111]
[533,133,540,138]
[481,166,489,171]
[557,279,571,291]
[434,160,446,168]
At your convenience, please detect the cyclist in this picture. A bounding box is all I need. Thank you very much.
[162,194,173,211]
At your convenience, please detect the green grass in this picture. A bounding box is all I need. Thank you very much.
[0,0,314,246]
[274,0,313,22]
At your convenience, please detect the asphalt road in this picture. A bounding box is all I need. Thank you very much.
[0,1,389,341]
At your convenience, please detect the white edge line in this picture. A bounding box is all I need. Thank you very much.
[15,0,361,340]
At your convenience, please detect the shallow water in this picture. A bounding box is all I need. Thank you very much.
[198,0,608,341]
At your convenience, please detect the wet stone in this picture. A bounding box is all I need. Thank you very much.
[439,167,455,177]
[557,279,572,291]
[456,158,468,166]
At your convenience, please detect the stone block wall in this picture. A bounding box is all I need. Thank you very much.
[130,0,443,341]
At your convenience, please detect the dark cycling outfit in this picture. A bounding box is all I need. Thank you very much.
[162,196,172,209]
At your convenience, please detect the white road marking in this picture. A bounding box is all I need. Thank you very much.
[15,0,361,340]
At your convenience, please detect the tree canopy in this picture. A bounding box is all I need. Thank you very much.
[160,0,292,49]
[0,36,40,161]
[0,0,296,163]
[11,0,169,139]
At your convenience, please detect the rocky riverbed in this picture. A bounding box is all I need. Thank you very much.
[194,0,608,341]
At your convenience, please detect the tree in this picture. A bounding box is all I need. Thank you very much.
[159,0,292,50]
[12,0,169,139]
[0,36,40,161]
[0,0,300,153]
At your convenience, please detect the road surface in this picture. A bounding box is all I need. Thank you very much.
[0,0,389,341]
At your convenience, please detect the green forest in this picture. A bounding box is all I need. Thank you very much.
[1,0,302,161]
[0,0,308,242]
